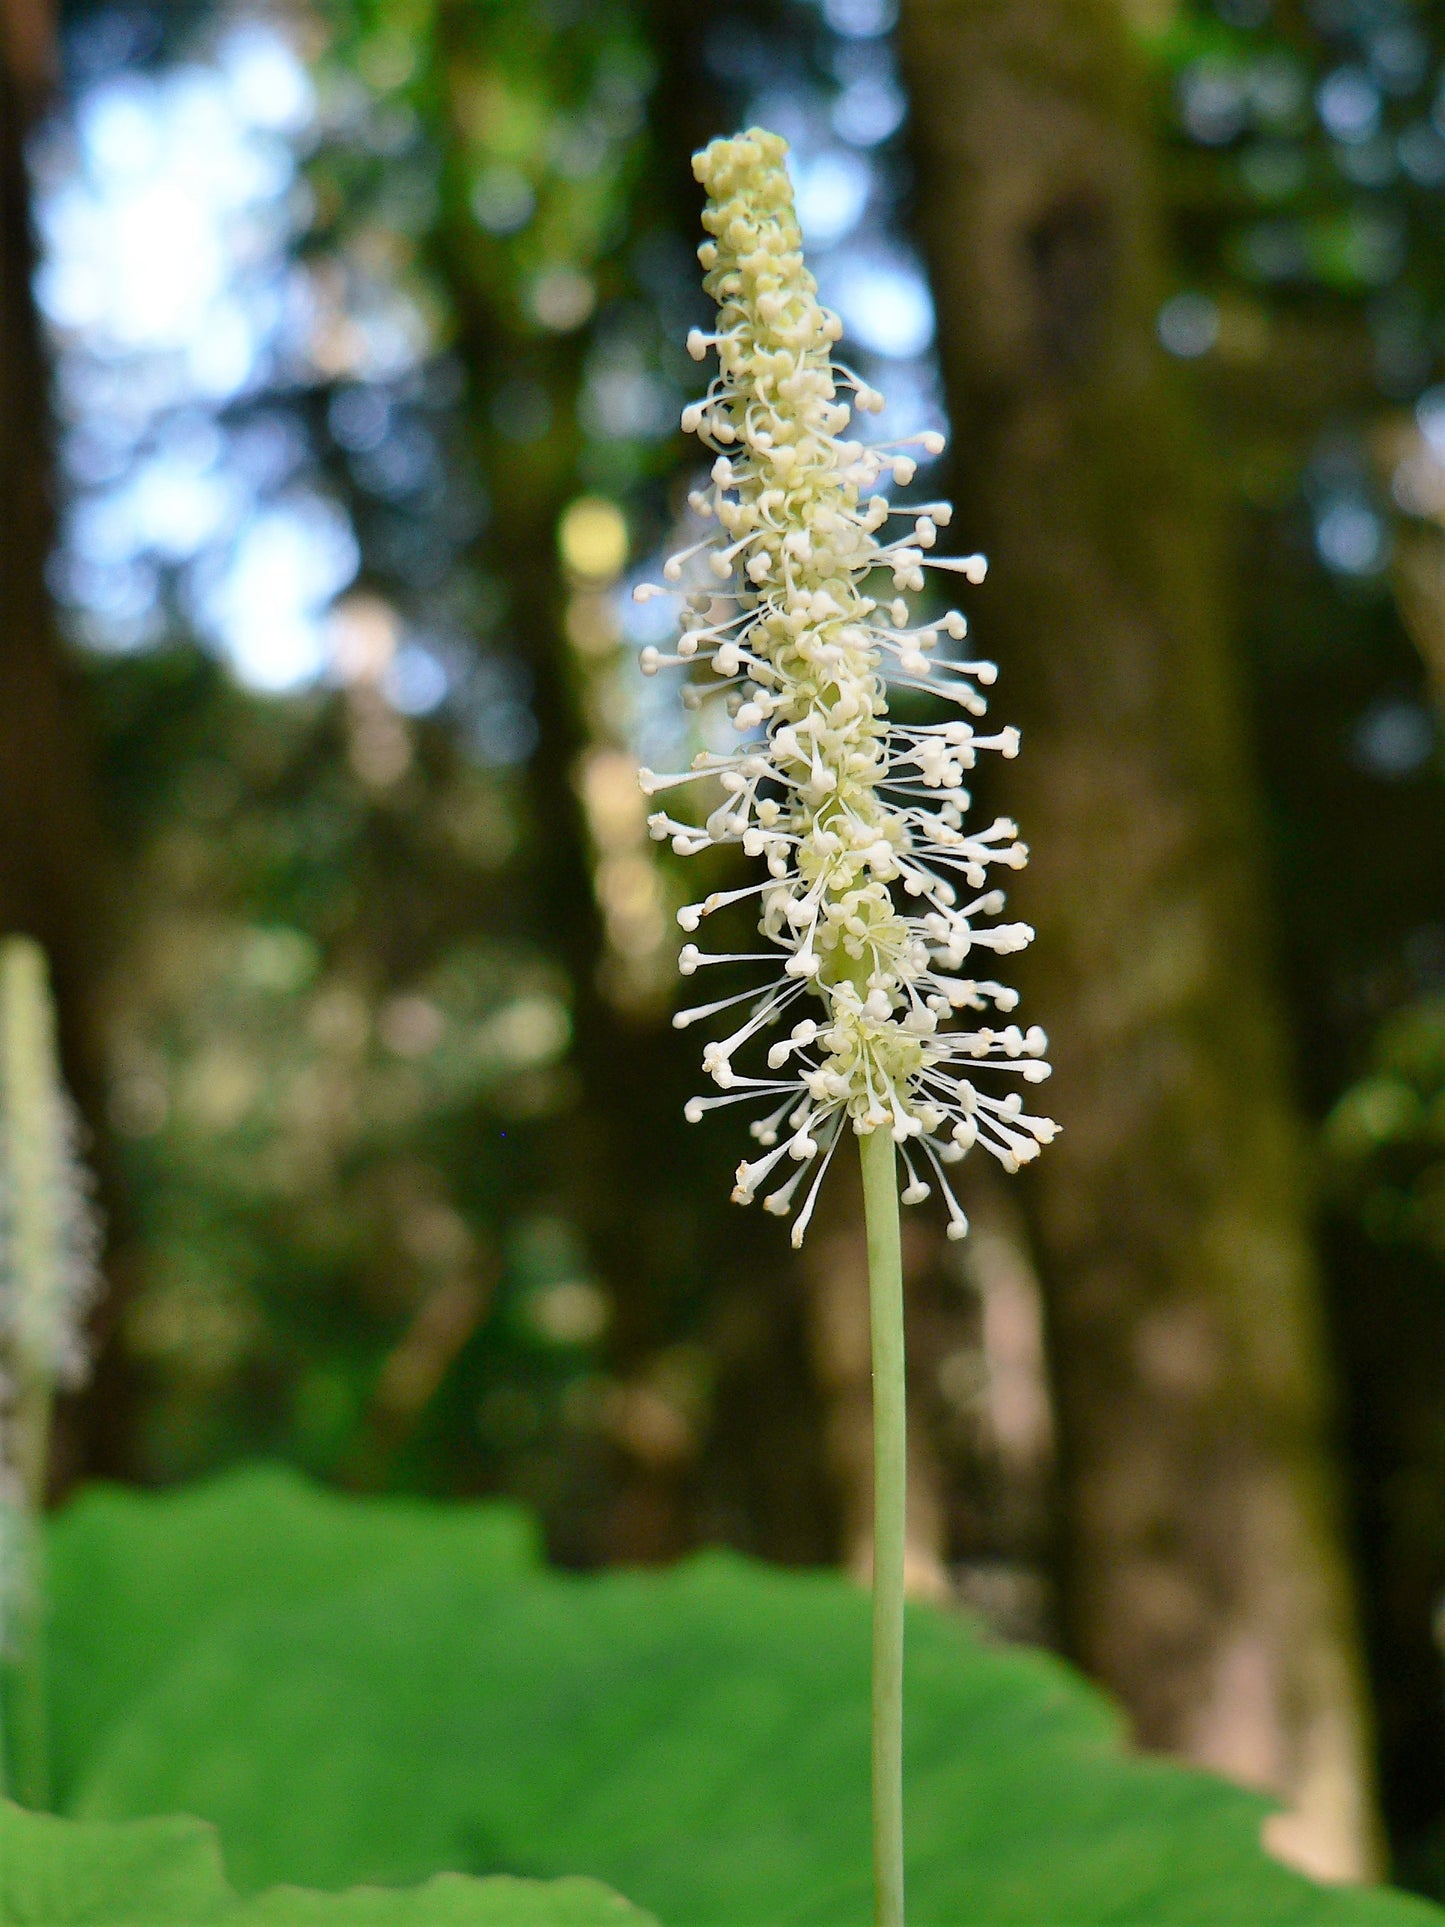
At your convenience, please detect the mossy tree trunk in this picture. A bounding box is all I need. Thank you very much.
[898,0,1380,1881]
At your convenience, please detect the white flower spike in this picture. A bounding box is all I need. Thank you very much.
[639,129,1057,1247]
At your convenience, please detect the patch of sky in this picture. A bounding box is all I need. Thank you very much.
[620,573,681,648]
[818,246,935,357]
[1158,292,1220,358]
[628,641,693,778]
[792,147,872,247]
[385,642,452,716]
[35,65,303,380]
[470,163,535,237]
[1352,698,1435,776]
[31,14,437,694]
[821,0,899,35]
[861,355,946,449]
[350,418,442,501]
[1318,66,1382,143]
[187,495,359,691]
[746,87,818,152]
[216,19,317,135]
[747,12,939,389]
[1417,384,1445,457]
[329,384,392,452]
[1305,429,1392,576]
[1179,59,1250,145]
[829,46,907,146]
[1315,495,1389,574]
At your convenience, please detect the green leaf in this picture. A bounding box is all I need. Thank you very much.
[2,1803,228,1925]
[0,1801,655,1925]
[46,1465,537,1805]
[234,1876,652,1925]
[48,1477,1444,1927]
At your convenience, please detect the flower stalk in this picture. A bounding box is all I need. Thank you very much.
[861,1123,905,1927]
[640,129,1056,1924]
[0,937,101,1806]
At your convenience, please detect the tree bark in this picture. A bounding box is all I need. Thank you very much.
[0,0,130,1485]
[898,0,1381,1882]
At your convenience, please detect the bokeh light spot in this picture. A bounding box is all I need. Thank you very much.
[560,497,629,581]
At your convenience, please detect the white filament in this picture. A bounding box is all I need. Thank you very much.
[640,130,1057,1246]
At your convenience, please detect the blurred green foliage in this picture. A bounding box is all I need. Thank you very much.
[35,1471,1445,1925]
[1327,995,1445,1254]
[1153,0,1445,314]
[75,0,684,1514]
[2,1801,654,1924]
[93,652,589,1494]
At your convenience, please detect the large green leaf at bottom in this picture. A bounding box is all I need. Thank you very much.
[62,1537,1445,1927]
[0,1802,654,1925]
[44,1466,536,1806]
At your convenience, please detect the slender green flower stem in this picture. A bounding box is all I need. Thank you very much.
[0,938,64,1808]
[0,1506,8,1800]
[860,1125,906,1927]
[8,1378,51,1808]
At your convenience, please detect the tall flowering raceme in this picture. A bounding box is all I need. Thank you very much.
[0,936,101,1805]
[637,130,1056,1242]
[635,130,1055,1927]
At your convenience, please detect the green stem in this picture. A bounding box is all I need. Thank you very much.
[860,1125,905,1927]
[8,1376,52,1808]
[0,938,63,1809]
[0,1495,10,1801]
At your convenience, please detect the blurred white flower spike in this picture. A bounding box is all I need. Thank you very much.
[636,129,1057,1247]
[0,938,101,1415]
[0,937,102,1799]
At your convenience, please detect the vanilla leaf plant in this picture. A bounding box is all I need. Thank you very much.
[635,129,1057,1927]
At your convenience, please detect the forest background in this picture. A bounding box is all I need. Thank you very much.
[8,0,1445,1900]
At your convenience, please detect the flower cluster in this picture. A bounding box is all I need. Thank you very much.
[636,130,1056,1246]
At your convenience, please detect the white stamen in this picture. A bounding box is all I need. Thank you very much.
[637,129,1056,1241]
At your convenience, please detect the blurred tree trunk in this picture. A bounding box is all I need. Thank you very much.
[0,0,129,1485]
[430,0,838,1568]
[898,0,1380,1882]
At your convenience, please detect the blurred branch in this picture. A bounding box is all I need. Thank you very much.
[346,1271,494,1486]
